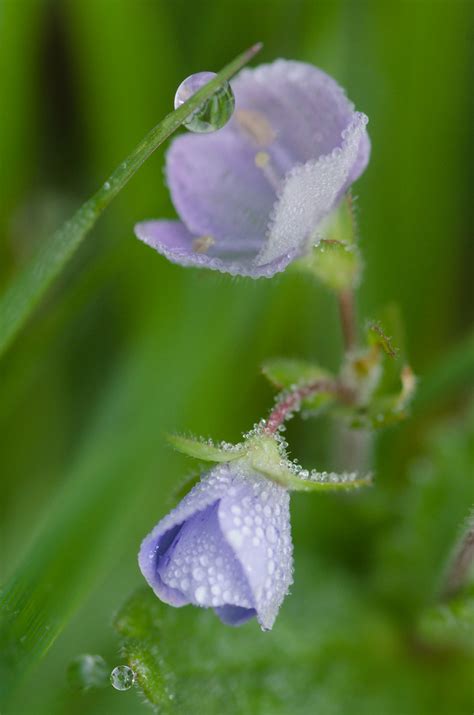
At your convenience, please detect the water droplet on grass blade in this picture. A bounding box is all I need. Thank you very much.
[110,665,136,691]
[174,72,235,133]
[67,654,109,691]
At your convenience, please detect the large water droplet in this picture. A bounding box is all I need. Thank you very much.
[67,654,109,691]
[174,72,235,133]
[110,665,136,691]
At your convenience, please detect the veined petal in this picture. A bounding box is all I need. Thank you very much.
[232,59,359,174]
[256,112,369,265]
[166,130,273,246]
[134,220,296,278]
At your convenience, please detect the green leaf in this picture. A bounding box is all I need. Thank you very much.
[167,434,246,462]
[114,590,175,711]
[0,43,262,358]
[113,557,474,715]
[418,584,474,651]
[375,402,474,614]
[262,358,335,412]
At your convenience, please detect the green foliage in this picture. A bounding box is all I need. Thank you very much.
[0,43,261,358]
[375,405,474,616]
[1,2,473,714]
[111,572,474,715]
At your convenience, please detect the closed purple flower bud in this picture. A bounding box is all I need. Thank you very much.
[138,460,292,630]
[135,59,370,278]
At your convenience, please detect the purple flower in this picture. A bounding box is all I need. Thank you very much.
[138,460,292,630]
[135,59,370,278]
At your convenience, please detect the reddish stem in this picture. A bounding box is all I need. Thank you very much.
[264,379,351,435]
[338,289,357,352]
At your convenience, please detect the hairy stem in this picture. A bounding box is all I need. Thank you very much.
[264,380,352,435]
[338,288,357,352]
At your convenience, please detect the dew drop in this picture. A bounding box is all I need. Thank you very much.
[110,665,135,691]
[195,585,208,603]
[174,72,235,133]
[67,654,109,691]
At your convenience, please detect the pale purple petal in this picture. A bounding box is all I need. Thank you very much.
[217,468,292,630]
[166,131,274,244]
[231,59,359,174]
[135,220,297,277]
[138,465,232,607]
[138,460,293,629]
[256,112,369,264]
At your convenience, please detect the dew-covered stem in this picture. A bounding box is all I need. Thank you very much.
[264,379,352,435]
[0,43,262,360]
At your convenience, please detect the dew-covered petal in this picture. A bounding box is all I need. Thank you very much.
[166,130,274,246]
[157,502,254,611]
[134,219,296,278]
[218,466,293,630]
[138,464,235,607]
[256,112,369,264]
[231,59,361,175]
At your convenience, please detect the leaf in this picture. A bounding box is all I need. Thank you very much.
[167,434,246,462]
[374,402,474,614]
[113,561,474,715]
[262,358,335,412]
[0,43,262,358]
[418,583,474,651]
[114,591,175,711]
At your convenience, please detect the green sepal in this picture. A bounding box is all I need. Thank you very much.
[327,191,358,246]
[262,358,336,412]
[248,436,372,493]
[295,240,362,293]
[167,434,246,462]
[292,194,361,291]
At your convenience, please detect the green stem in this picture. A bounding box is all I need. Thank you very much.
[0,43,262,359]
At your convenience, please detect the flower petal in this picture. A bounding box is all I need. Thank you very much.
[166,130,274,246]
[157,502,254,610]
[256,112,369,264]
[232,59,360,174]
[138,464,234,606]
[134,220,296,278]
[218,465,293,630]
[214,605,256,626]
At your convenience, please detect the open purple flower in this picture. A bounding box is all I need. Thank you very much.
[135,59,370,278]
[138,460,292,630]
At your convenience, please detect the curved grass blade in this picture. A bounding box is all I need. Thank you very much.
[0,43,262,359]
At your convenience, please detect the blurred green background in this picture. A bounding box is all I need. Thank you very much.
[1,0,473,713]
